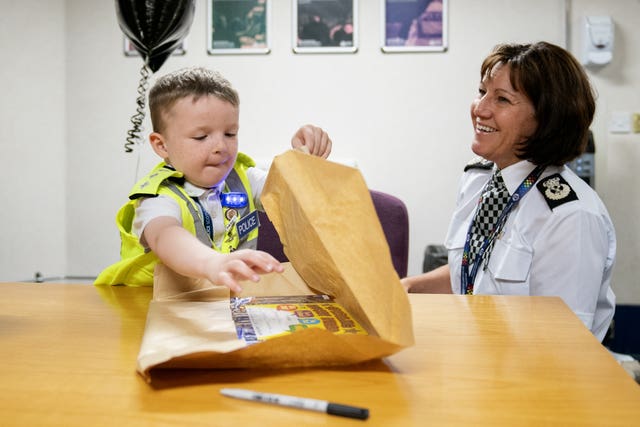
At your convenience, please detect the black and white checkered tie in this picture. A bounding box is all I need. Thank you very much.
[468,170,510,268]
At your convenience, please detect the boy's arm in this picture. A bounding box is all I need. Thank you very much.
[290,124,332,158]
[143,216,283,292]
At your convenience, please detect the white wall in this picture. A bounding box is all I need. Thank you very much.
[567,0,640,305]
[0,0,67,281]
[2,0,639,304]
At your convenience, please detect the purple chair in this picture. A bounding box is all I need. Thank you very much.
[257,190,409,278]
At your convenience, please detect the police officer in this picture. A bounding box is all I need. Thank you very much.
[402,42,616,342]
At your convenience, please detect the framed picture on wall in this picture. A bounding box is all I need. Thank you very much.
[381,0,448,53]
[293,0,358,53]
[208,0,270,54]
[123,36,187,56]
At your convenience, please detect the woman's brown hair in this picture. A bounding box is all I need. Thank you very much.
[480,41,596,166]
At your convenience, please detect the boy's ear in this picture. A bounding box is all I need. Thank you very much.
[149,132,169,158]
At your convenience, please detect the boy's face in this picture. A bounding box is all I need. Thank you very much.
[150,95,239,188]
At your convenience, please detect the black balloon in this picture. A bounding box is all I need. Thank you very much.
[115,0,195,72]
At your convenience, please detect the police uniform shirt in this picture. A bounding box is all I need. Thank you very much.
[445,159,616,341]
[133,166,266,249]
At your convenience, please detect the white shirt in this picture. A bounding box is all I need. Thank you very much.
[445,160,616,341]
[133,166,267,248]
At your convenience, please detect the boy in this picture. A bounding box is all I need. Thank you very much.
[96,67,331,292]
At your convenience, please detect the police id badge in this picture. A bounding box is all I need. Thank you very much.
[236,210,260,240]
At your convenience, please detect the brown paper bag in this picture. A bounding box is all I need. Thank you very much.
[136,150,414,381]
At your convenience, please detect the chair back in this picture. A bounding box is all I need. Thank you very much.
[257,189,409,278]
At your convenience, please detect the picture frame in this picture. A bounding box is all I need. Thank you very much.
[292,0,358,54]
[381,0,448,53]
[208,0,270,55]
[123,36,187,57]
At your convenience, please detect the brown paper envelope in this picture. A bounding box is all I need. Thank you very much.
[138,264,405,379]
[261,150,414,346]
[137,150,414,380]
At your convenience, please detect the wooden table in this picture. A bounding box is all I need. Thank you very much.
[1,282,638,426]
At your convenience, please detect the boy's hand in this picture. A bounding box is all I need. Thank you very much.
[145,217,284,293]
[291,124,332,158]
[204,249,285,293]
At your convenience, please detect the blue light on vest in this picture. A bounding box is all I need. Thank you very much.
[221,192,248,208]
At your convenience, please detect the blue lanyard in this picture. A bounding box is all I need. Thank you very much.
[460,165,545,295]
[192,197,214,239]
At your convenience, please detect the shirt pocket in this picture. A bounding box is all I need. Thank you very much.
[445,212,469,251]
[486,235,533,296]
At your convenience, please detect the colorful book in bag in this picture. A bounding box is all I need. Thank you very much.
[230,294,368,344]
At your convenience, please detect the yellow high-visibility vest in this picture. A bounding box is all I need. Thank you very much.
[95,153,258,286]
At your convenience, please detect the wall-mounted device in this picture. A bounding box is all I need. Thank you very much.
[567,130,595,188]
[581,15,614,67]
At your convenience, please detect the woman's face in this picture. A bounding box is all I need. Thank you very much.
[469,63,538,169]
[418,0,443,38]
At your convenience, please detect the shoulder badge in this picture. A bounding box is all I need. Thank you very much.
[129,164,183,200]
[536,173,578,210]
[464,156,494,172]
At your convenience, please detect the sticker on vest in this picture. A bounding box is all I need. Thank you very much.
[237,210,260,240]
[225,208,238,221]
[536,173,578,210]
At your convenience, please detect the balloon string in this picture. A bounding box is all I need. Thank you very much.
[124,62,152,153]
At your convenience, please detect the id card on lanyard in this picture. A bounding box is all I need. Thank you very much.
[221,191,259,251]
[460,165,545,295]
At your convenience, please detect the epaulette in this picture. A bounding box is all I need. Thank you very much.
[129,164,184,200]
[236,152,256,168]
[464,157,494,172]
[536,173,578,210]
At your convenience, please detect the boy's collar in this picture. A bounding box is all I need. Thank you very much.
[162,162,223,197]
[183,180,223,198]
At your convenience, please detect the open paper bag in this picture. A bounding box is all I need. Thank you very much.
[137,150,414,381]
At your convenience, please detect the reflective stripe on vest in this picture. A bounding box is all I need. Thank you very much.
[164,182,212,248]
